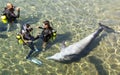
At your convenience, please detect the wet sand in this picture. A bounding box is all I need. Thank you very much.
[0,0,120,75]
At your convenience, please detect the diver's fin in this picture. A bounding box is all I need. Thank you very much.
[31,47,41,57]
[28,57,42,66]
[31,51,40,57]
[60,41,66,50]
[99,23,116,33]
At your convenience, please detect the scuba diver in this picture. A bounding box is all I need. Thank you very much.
[16,24,39,59]
[1,3,20,32]
[38,20,56,51]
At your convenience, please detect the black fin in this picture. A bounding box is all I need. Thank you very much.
[99,23,115,33]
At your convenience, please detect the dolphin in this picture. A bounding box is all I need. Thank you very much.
[46,23,111,62]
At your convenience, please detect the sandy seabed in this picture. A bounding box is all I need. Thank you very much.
[0,0,120,75]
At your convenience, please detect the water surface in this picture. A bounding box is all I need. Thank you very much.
[0,0,120,75]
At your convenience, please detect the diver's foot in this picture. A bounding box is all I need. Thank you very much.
[32,51,40,57]
[26,56,30,59]
[35,48,39,52]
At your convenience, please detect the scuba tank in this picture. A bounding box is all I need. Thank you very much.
[1,15,8,24]
[16,33,24,44]
[51,29,57,40]
[49,22,57,41]
[49,29,57,42]
[1,7,8,24]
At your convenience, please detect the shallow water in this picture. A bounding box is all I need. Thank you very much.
[0,0,120,75]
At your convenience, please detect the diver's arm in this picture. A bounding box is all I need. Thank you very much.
[38,26,44,29]
[16,7,20,18]
[9,8,20,18]
[24,40,32,43]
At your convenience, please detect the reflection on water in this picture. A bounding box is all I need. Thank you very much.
[0,0,120,75]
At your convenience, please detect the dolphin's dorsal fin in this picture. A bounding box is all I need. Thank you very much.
[60,41,66,50]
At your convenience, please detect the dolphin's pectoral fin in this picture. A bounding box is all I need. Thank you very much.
[60,41,66,50]
[64,54,78,60]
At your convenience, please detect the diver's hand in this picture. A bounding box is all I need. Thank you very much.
[38,27,43,29]
[24,40,32,43]
[16,7,20,12]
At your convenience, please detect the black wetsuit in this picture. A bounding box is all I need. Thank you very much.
[23,31,39,59]
[3,7,20,23]
[40,27,53,42]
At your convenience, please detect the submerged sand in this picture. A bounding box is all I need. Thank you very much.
[0,0,120,75]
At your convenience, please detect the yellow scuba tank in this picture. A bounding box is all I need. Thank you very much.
[1,15,8,24]
[50,30,57,42]
[52,31,57,40]
[16,34,24,44]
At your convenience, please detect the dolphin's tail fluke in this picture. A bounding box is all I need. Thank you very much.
[99,23,116,33]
